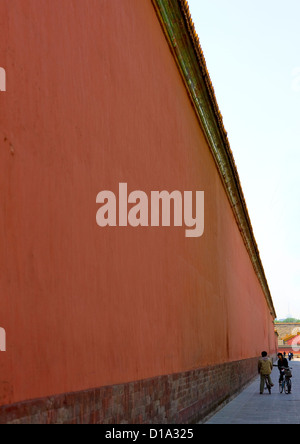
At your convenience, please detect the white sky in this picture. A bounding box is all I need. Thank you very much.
[188,0,300,319]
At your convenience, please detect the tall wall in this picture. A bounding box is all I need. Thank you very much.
[0,0,276,423]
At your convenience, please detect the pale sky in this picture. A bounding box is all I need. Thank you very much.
[188,0,300,319]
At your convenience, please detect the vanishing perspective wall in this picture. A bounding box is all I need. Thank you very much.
[0,0,276,423]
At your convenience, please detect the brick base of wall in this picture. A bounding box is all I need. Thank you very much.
[0,357,260,424]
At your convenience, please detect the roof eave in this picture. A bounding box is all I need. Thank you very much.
[152,0,277,319]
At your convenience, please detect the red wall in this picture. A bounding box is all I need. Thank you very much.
[0,0,276,406]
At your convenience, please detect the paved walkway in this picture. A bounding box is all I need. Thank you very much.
[206,361,300,424]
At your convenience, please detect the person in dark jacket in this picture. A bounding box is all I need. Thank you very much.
[277,353,289,383]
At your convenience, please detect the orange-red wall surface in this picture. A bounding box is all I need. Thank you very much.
[0,0,276,407]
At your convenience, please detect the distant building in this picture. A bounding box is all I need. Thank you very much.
[275,323,300,355]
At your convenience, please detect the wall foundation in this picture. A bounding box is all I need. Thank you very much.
[0,357,260,424]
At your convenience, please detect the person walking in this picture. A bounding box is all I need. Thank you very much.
[258,351,274,394]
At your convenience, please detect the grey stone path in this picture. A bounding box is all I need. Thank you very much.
[206,361,300,424]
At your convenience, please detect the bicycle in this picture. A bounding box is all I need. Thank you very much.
[264,375,272,395]
[279,367,292,394]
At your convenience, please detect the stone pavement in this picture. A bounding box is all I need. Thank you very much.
[205,361,300,424]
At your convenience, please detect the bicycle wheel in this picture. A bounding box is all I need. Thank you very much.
[285,378,292,394]
[279,380,284,394]
[265,379,271,394]
[284,379,289,394]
